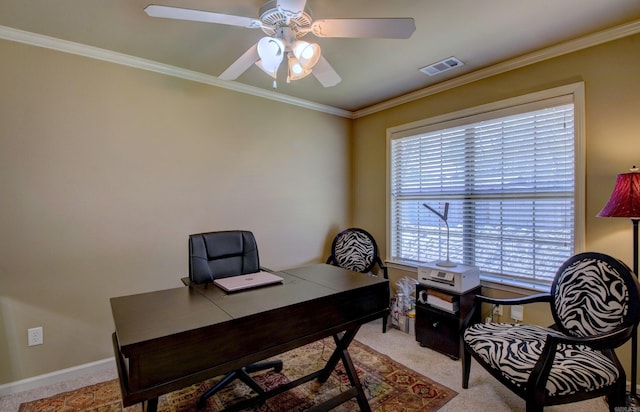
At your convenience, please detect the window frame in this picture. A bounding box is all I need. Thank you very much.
[385,83,585,292]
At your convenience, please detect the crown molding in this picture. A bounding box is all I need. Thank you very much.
[1,19,639,120]
[353,19,640,119]
[0,25,352,119]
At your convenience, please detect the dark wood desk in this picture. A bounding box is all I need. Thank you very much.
[110,264,389,411]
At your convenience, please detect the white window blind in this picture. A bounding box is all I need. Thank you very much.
[389,94,578,289]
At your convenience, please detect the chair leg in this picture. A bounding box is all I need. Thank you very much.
[606,377,626,412]
[237,368,267,395]
[196,360,283,409]
[244,360,283,374]
[525,399,544,412]
[461,344,471,389]
[197,370,238,409]
[382,312,388,333]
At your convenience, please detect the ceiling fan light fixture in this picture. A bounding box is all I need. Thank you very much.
[143,3,414,89]
[256,36,285,77]
[255,59,278,79]
[292,40,321,70]
[287,56,312,82]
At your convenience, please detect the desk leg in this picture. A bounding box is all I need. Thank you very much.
[318,327,358,382]
[340,343,371,412]
[203,327,371,412]
[317,326,371,412]
[144,397,158,412]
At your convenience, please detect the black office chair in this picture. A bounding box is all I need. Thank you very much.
[326,227,390,332]
[462,252,640,411]
[187,230,283,409]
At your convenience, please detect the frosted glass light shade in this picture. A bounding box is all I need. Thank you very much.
[292,41,321,70]
[287,56,311,81]
[256,37,285,78]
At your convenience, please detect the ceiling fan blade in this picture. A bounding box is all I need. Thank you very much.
[219,44,259,81]
[312,56,341,87]
[311,18,415,38]
[144,5,263,29]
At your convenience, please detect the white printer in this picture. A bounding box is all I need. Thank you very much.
[417,261,480,293]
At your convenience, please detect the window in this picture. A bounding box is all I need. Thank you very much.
[387,84,585,290]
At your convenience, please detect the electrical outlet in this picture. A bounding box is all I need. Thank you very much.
[28,327,43,346]
[511,305,524,322]
[493,304,503,316]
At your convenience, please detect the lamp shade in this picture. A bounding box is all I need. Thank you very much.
[597,168,640,218]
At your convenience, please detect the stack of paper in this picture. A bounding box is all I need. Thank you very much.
[426,289,459,313]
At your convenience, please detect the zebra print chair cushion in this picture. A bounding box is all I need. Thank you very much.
[464,323,620,396]
[462,252,640,410]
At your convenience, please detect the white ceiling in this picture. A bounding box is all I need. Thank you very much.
[1,0,639,112]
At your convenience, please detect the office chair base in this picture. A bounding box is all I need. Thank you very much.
[197,360,283,409]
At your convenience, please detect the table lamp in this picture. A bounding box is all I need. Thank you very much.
[423,202,456,267]
[597,165,640,406]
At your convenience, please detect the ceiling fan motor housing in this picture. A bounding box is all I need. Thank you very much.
[259,0,312,38]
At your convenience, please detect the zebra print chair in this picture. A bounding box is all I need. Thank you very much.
[326,228,390,332]
[462,252,640,412]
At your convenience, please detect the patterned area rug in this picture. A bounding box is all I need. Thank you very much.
[19,338,456,412]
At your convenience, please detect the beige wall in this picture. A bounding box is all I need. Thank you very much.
[352,33,640,379]
[0,39,351,383]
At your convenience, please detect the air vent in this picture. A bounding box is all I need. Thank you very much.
[420,57,464,76]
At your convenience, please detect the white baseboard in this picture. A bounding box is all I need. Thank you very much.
[1,355,639,401]
[0,357,116,397]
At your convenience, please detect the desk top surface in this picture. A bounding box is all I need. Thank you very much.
[110,264,387,349]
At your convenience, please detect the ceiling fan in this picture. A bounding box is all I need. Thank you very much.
[144,0,415,88]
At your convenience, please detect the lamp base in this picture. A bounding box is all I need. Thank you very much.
[435,259,457,268]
